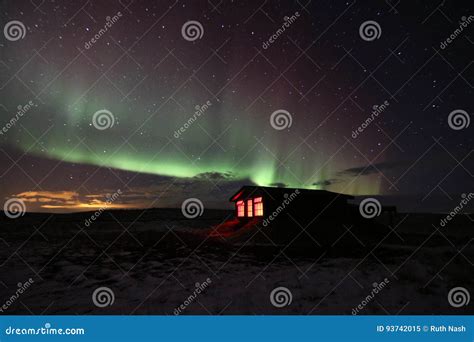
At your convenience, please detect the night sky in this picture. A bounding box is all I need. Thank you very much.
[0,0,472,212]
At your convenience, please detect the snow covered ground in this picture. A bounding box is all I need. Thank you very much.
[0,210,472,315]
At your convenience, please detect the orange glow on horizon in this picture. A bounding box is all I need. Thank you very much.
[9,190,142,212]
[41,202,133,210]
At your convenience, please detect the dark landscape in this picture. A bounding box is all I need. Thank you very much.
[1,207,473,315]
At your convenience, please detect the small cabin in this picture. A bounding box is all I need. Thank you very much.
[216,186,396,247]
[229,186,354,224]
[215,186,395,247]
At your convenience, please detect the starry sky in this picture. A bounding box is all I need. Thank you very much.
[0,0,472,212]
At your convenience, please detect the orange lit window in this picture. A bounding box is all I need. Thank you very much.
[247,199,253,217]
[236,200,245,217]
[254,197,263,216]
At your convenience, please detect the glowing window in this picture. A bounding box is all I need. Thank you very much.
[236,200,245,217]
[254,197,263,216]
[247,199,253,217]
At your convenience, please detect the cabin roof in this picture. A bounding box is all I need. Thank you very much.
[229,186,354,202]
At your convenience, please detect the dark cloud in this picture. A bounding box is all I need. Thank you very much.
[269,182,287,188]
[193,172,235,180]
[312,179,341,187]
[337,161,405,177]
[117,174,256,210]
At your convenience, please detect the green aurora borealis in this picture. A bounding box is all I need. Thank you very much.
[4,47,387,199]
[13,86,382,196]
[2,36,385,197]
